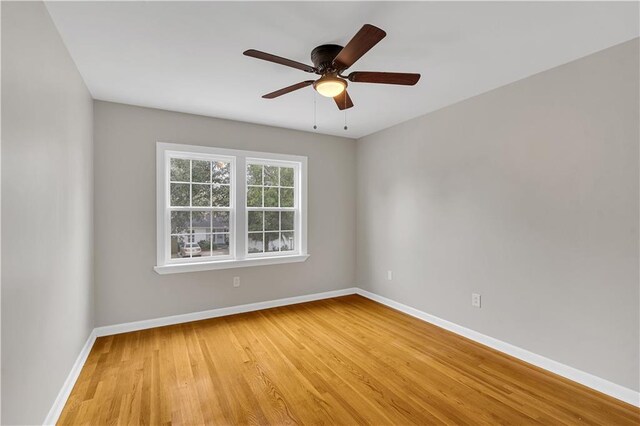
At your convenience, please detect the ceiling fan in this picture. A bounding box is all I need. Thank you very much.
[243,24,421,110]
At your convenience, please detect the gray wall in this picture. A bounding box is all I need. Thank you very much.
[1,2,94,424]
[93,101,356,326]
[356,39,639,391]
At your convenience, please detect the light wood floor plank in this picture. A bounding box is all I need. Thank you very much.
[58,295,639,425]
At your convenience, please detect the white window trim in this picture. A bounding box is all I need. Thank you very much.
[154,142,309,274]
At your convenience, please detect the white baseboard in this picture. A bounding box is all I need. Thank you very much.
[355,288,640,407]
[43,329,97,425]
[44,285,638,426]
[94,287,358,337]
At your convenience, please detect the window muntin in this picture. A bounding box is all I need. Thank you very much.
[166,154,234,263]
[246,161,299,256]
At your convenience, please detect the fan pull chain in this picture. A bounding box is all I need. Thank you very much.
[344,106,348,131]
[313,91,317,130]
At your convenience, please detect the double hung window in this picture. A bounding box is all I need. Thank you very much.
[155,143,308,274]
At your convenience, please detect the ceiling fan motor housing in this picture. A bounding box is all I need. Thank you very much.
[311,44,344,73]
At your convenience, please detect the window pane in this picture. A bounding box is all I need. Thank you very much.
[170,158,190,182]
[212,184,230,207]
[280,188,294,208]
[264,187,278,207]
[171,211,190,234]
[281,211,294,231]
[265,232,280,252]
[281,167,294,187]
[212,211,230,232]
[170,183,190,206]
[264,211,279,231]
[247,164,262,185]
[171,235,190,258]
[264,166,279,186]
[180,237,202,258]
[281,232,294,251]
[192,184,210,207]
[211,233,230,256]
[197,234,213,257]
[192,160,211,183]
[192,211,211,233]
[247,186,262,207]
[212,161,230,184]
[248,211,263,232]
[248,233,264,253]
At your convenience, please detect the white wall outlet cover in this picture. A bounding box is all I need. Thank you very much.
[472,293,481,308]
[387,270,393,281]
[233,277,240,287]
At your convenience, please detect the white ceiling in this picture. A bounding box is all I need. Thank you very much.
[45,1,638,139]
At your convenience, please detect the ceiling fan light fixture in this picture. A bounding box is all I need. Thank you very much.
[313,74,347,98]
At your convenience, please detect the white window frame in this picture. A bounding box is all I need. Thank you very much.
[154,142,308,274]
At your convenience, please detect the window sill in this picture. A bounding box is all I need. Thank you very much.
[154,254,310,274]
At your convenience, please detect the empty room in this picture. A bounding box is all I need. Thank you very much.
[2,1,639,425]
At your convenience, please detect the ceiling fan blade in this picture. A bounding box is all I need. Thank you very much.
[348,72,421,86]
[332,24,386,70]
[244,49,316,73]
[334,90,354,110]
[262,80,315,99]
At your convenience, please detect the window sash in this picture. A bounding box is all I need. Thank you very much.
[166,208,233,259]
[245,209,297,257]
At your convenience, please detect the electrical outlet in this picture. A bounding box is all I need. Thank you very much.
[233,277,240,288]
[387,270,393,281]
[471,293,481,308]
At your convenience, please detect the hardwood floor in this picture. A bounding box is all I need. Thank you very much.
[58,295,639,425]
